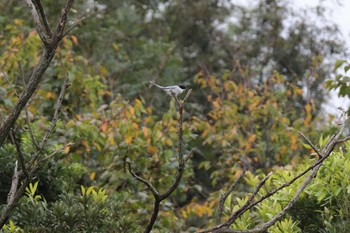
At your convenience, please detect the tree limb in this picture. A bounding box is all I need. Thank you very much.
[24,0,49,46]
[55,0,75,39]
[33,0,52,37]
[128,89,192,233]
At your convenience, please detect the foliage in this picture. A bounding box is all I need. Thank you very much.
[191,70,321,187]
[0,0,349,232]
[325,59,350,104]
[8,183,141,233]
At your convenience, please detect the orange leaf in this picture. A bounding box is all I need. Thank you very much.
[64,146,70,154]
[46,92,56,99]
[129,107,135,116]
[71,35,79,45]
[142,127,150,138]
[101,120,108,133]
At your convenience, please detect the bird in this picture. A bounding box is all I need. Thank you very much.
[149,81,186,97]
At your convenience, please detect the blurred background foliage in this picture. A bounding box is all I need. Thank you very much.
[0,0,349,232]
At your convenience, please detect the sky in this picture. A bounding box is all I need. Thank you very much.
[299,0,350,114]
[235,0,350,115]
[296,0,350,115]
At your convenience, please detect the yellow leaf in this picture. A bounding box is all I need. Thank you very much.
[135,98,142,108]
[64,146,70,154]
[107,133,116,145]
[165,139,173,146]
[46,92,56,99]
[147,146,158,154]
[248,91,254,98]
[90,172,96,181]
[132,123,139,131]
[142,127,150,138]
[305,103,312,114]
[125,136,132,144]
[129,107,135,116]
[81,140,91,153]
[295,88,303,95]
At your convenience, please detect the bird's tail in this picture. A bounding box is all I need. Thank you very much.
[149,81,164,89]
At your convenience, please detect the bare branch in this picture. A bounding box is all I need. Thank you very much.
[298,131,322,158]
[33,0,52,37]
[19,61,40,150]
[55,0,75,39]
[336,135,350,144]
[216,170,246,225]
[25,106,39,150]
[183,89,192,103]
[38,77,70,149]
[62,16,86,38]
[127,162,160,198]
[24,0,49,45]
[39,142,74,163]
[7,161,19,204]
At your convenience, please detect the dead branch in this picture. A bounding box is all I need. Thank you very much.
[7,161,19,204]
[128,89,192,233]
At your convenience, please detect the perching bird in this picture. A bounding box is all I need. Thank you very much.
[149,81,186,97]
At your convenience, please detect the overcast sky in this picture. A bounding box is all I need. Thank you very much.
[235,0,350,115]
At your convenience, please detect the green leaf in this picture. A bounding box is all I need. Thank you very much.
[334,60,346,71]
[81,185,86,195]
[345,64,350,73]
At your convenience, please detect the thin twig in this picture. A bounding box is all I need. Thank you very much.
[216,170,246,225]
[9,130,29,178]
[55,0,75,39]
[19,61,40,150]
[127,162,160,198]
[7,161,19,204]
[38,77,69,149]
[298,131,322,158]
[24,106,39,150]
[39,142,74,163]
[62,16,86,38]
